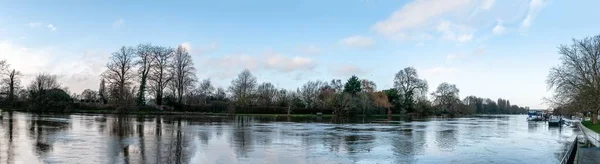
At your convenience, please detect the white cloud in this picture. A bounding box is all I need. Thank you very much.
[202,54,259,79]
[198,50,316,80]
[179,42,219,55]
[473,46,485,56]
[263,52,315,72]
[339,35,375,49]
[180,42,192,52]
[372,0,542,41]
[27,22,42,28]
[197,42,219,54]
[446,53,464,61]
[480,0,495,10]
[47,24,56,31]
[521,0,544,28]
[446,46,485,62]
[0,41,53,80]
[298,44,321,55]
[372,0,473,38]
[437,20,473,43]
[0,41,108,94]
[331,64,366,77]
[521,16,532,29]
[112,18,125,29]
[492,22,506,35]
[423,67,459,76]
[415,42,425,47]
[457,34,473,42]
[57,52,109,93]
[26,22,58,32]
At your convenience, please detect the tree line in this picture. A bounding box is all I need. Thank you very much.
[0,44,529,116]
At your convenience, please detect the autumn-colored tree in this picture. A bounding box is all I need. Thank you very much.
[370,92,392,109]
[361,79,376,93]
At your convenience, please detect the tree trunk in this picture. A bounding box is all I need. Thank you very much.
[156,92,163,106]
[137,77,147,106]
[8,79,14,103]
[594,110,599,124]
[177,87,183,105]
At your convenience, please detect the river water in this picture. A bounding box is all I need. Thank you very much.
[0,111,578,164]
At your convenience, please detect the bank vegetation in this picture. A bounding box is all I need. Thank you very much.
[0,44,528,116]
[548,34,600,124]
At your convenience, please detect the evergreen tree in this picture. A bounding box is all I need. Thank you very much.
[343,75,361,95]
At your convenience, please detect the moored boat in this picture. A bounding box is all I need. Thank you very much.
[548,115,562,126]
[527,110,548,121]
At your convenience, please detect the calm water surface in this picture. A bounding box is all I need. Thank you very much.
[0,111,577,164]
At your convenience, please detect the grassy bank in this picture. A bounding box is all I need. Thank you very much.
[582,121,600,133]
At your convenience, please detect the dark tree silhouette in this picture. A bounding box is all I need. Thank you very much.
[103,46,135,106]
[343,75,361,95]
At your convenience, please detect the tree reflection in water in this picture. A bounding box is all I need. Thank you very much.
[27,113,71,160]
[0,113,581,164]
[230,116,254,159]
[0,111,16,163]
[392,124,427,164]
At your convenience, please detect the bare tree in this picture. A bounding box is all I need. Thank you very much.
[28,73,61,92]
[432,82,461,113]
[330,79,343,93]
[3,69,21,103]
[172,45,196,104]
[276,89,290,107]
[103,46,136,105]
[256,82,277,106]
[298,80,326,108]
[185,79,214,105]
[228,69,257,108]
[548,34,600,124]
[361,79,377,93]
[394,67,428,113]
[17,89,27,100]
[215,87,227,101]
[27,73,63,110]
[0,60,20,102]
[0,60,8,73]
[81,89,98,101]
[318,86,336,109]
[135,44,156,106]
[149,46,174,106]
[332,93,353,116]
[198,79,215,97]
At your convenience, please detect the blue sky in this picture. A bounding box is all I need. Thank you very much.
[0,0,599,109]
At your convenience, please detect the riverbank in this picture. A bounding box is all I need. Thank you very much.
[582,121,600,133]
[0,108,413,118]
